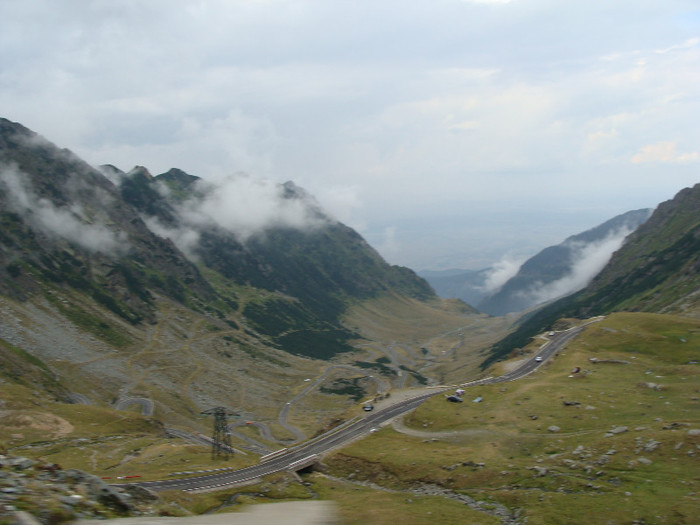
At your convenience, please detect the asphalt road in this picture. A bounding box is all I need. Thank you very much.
[114,397,154,416]
[128,325,590,493]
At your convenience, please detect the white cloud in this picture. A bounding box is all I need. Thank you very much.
[655,37,700,54]
[518,227,635,306]
[460,0,515,3]
[631,141,699,164]
[143,217,201,261]
[0,164,127,255]
[480,255,526,294]
[1,0,699,269]
[315,185,364,226]
[375,226,401,262]
[144,173,331,257]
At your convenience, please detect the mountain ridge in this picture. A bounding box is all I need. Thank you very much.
[0,117,435,360]
[420,208,652,315]
[0,118,216,324]
[477,208,652,315]
[1,116,482,448]
[483,182,700,367]
[1,118,697,524]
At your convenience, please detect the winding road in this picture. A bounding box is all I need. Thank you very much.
[272,363,393,444]
[114,397,154,416]
[127,324,590,493]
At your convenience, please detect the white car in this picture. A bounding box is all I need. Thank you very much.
[535,356,543,362]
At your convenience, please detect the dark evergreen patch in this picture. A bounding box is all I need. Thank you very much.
[320,377,366,401]
[400,365,429,385]
[353,360,397,377]
[274,329,356,360]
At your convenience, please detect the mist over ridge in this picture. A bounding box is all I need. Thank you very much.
[422,208,653,315]
[106,164,335,261]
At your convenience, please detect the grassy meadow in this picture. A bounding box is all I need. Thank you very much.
[320,312,700,524]
[2,311,697,523]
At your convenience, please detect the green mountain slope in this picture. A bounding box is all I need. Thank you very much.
[477,208,652,316]
[0,118,216,325]
[0,117,434,360]
[483,182,700,366]
[0,117,484,458]
[111,163,434,356]
[323,311,700,525]
[571,184,700,315]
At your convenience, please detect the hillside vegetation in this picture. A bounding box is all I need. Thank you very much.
[1,117,698,524]
[478,209,651,316]
[484,182,700,368]
[3,312,696,523]
[318,312,699,524]
[1,117,495,448]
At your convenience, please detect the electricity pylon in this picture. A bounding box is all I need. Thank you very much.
[200,407,238,460]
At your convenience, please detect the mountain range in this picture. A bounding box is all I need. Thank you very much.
[2,116,697,396]
[483,181,700,366]
[1,117,477,442]
[1,117,699,524]
[422,209,652,316]
[476,208,652,316]
[0,117,433,361]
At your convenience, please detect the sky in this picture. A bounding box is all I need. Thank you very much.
[1,0,699,271]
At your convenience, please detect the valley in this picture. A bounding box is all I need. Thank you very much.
[318,312,700,524]
[0,118,698,524]
[3,306,697,524]
[0,289,503,447]
[122,325,589,493]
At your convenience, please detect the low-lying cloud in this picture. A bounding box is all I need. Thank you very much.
[190,174,328,237]
[146,172,331,258]
[480,254,526,295]
[517,227,636,306]
[0,163,127,255]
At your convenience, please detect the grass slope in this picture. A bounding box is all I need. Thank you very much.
[3,311,697,523]
[321,312,699,524]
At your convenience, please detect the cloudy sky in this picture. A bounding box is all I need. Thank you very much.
[1,0,699,271]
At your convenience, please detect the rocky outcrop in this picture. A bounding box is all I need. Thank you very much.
[0,454,157,524]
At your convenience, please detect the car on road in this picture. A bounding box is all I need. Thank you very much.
[535,356,543,362]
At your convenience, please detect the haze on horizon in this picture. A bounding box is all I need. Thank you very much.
[1,0,698,271]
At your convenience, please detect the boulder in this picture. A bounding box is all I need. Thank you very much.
[6,457,35,470]
[120,484,159,503]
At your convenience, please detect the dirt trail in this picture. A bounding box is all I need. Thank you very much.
[390,414,495,440]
